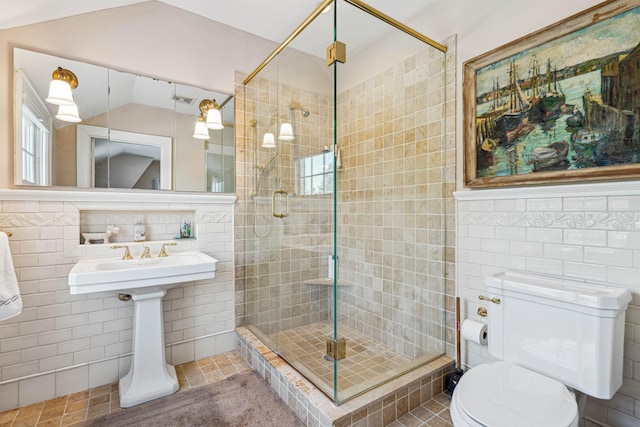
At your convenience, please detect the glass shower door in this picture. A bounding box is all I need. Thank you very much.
[331,0,448,403]
[242,3,338,398]
[242,0,448,405]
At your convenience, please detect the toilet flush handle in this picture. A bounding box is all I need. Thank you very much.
[479,295,500,304]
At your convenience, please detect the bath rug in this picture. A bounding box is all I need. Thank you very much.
[85,371,304,427]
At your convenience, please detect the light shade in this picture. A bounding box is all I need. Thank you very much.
[206,108,223,130]
[55,103,81,123]
[46,79,75,106]
[262,132,276,148]
[279,122,294,140]
[193,116,210,140]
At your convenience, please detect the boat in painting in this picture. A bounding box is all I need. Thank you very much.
[528,141,569,171]
[494,61,532,143]
[571,89,607,163]
[529,59,566,124]
[565,107,584,128]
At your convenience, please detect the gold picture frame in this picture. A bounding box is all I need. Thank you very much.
[463,0,640,188]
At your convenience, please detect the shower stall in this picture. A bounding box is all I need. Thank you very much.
[237,0,450,404]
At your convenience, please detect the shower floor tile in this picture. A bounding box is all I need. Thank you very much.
[269,321,421,398]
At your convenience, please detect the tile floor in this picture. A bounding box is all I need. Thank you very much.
[0,350,453,427]
[0,351,252,427]
[267,321,442,401]
[388,393,453,427]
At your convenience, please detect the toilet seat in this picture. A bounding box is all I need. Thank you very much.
[451,361,578,427]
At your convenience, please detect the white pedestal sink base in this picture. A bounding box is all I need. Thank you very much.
[119,290,178,408]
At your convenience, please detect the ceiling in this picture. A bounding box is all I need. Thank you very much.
[0,0,439,44]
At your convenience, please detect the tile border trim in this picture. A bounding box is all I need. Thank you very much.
[454,181,640,201]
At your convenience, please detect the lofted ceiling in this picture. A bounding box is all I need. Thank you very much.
[0,0,445,44]
[0,1,604,65]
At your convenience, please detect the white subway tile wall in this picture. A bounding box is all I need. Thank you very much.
[0,196,236,412]
[456,191,640,426]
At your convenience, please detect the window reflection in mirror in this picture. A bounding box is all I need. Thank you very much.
[13,48,235,193]
[21,101,51,186]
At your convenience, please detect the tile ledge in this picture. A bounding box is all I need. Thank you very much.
[455,180,640,201]
[0,189,236,204]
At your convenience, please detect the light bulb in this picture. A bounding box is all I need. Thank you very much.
[193,116,210,140]
[46,80,75,106]
[55,103,81,123]
[262,132,276,148]
[278,123,294,140]
[206,108,223,130]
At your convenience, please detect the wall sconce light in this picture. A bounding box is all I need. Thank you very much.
[200,99,224,130]
[262,132,276,148]
[278,122,294,140]
[55,103,81,123]
[193,115,210,140]
[46,67,78,106]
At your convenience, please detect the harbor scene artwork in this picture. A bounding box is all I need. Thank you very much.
[464,0,640,187]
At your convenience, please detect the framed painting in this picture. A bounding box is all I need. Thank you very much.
[463,0,640,187]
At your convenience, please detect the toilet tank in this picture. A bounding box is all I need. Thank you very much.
[486,271,631,399]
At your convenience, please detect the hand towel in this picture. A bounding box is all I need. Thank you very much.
[0,232,22,321]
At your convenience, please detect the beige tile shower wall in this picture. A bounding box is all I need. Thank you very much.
[456,189,640,426]
[334,39,457,360]
[235,34,457,359]
[235,73,334,333]
[0,196,235,412]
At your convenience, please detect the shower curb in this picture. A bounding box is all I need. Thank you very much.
[236,327,454,426]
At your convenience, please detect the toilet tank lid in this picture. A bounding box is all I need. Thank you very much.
[487,272,632,310]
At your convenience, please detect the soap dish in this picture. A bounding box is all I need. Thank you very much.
[82,232,110,245]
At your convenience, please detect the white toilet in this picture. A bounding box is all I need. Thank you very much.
[451,271,631,427]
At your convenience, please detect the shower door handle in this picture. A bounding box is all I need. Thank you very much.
[272,189,290,218]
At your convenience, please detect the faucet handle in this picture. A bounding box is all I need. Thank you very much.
[158,242,178,257]
[111,245,133,260]
[141,246,152,258]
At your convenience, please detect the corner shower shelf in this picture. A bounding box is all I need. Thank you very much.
[303,278,353,287]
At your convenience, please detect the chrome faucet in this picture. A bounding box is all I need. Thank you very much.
[158,242,177,257]
[111,245,133,260]
[141,246,152,258]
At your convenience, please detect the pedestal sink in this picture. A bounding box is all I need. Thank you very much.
[68,251,218,407]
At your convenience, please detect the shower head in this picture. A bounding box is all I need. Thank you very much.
[290,104,310,117]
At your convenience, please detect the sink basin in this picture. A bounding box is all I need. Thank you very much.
[68,251,218,294]
[67,250,218,408]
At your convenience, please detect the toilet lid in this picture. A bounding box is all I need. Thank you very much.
[456,361,578,427]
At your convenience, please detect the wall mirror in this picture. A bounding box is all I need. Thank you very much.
[13,48,235,193]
